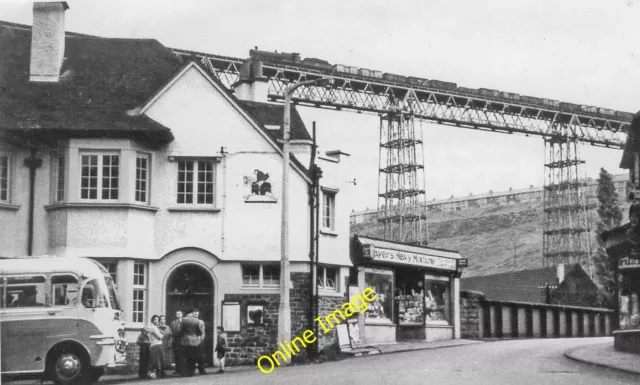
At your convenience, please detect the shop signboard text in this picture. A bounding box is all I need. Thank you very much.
[367,246,457,271]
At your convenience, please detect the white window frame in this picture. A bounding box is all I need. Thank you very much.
[132,262,147,324]
[176,159,216,206]
[321,188,337,232]
[318,266,338,291]
[135,153,150,204]
[0,154,10,203]
[79,151,120,202]
[241,264,280,288]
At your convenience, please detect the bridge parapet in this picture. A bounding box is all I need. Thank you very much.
[460,290,614,339]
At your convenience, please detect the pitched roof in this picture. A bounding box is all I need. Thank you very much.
[0,22,183,147]
[461,266,568,303]
[238,100,311,142]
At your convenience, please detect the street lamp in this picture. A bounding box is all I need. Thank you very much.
[279,77,332,354]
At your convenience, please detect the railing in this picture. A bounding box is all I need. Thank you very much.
[461,291,614,339]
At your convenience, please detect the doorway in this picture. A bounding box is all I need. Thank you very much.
[166,264,214,365]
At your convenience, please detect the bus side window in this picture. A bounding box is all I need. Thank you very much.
[6,276,46,307]
[51,275,79,307]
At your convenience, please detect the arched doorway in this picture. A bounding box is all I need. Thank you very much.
[166,264,214,365]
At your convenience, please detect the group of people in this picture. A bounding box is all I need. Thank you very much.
[136,308,228,379]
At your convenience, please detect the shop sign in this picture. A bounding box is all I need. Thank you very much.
[367,247,457,271]
[619,257,640,270]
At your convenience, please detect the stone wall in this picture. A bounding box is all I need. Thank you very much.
[460,290,485,339]
[316,294,349,352]
[222,293,280,366]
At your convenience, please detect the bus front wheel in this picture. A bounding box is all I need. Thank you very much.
[48,346,90,385]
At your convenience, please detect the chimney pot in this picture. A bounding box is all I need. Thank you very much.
[30,2,69,82]
[252,60,264,79]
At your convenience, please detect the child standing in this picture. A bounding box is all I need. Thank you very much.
[215,326,228,373]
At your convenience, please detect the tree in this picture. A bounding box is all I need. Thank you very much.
[592,168,623,302]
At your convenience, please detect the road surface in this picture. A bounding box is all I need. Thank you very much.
[7,337,640,385]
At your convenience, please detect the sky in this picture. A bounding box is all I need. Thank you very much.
[2,0,639,211]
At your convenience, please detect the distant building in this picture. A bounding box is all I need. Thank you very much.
[351,174,629,225]
[461,264,601,307]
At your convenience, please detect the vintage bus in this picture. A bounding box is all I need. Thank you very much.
[0,256,127,384]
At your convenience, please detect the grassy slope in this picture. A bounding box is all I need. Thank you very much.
[350,201,627,278]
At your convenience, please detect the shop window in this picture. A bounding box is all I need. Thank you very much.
[396,269,425,325]
[51,275,79,306]
[132,262,147,323]
[425,274,451,325]
[5,275,46,307]
[80,152,120,201]
[0,155,10,203]
[318,266,338,291]
[241,264,280,288]
[177,160,215,205]
[364,268,394,324]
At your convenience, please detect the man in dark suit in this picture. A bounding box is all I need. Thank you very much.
[178,308,204,377]
[170,310,184,376]
[193,310,206,375]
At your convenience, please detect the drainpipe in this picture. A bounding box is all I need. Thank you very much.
[313,127,321,359]
[308,122,319,360]
[24,148,42,256]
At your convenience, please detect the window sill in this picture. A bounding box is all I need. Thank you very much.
[44,202,160,212]
[0,202,20,211]
[167,206,221,213]
[240,286,280,291]
[320,229,338,237]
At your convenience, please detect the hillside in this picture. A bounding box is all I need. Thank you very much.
[350,201,626,278]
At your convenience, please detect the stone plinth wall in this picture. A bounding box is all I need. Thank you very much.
[614,329,640,354]
[222,293,280,366]
[316,294,350,352]
[460,290,485,339]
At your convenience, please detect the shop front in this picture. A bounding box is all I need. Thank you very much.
[350,235,465,344]
[602,224,640,354]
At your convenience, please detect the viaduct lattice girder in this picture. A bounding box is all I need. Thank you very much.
[173,49,630,148]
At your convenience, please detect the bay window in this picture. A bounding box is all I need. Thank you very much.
[80,152,119,201]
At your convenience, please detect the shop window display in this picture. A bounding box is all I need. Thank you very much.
[425,274,451,325]
[364,268,394,324]
[396,269,425,325]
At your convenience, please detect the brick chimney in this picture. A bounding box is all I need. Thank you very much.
[30,2,69,82]
[233,60,268,102]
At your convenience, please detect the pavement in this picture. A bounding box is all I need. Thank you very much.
[564,340,640,376]
[94,338,483,384]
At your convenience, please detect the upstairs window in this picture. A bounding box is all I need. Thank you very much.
[0,155,9,203]
[177,160,215,205]
[56,154,65,202]
[135,154,150,203]
[80,152,119,201]
[322,190,337,231]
